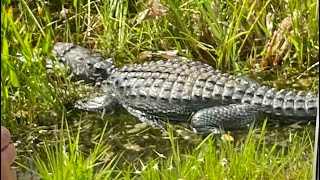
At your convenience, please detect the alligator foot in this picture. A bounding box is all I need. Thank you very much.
[75,94,117,112]
[190,104,262,134]
[124,106,165,129]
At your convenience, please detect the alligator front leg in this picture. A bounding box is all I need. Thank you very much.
[74,93,118,112]
[191,104,262,134]
[124,106,165,128]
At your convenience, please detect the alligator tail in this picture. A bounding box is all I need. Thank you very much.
[242,84,318,121]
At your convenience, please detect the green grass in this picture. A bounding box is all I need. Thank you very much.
[16,120,315,179]
[137,122,314,180]
[17,116,122,180]
[1,0,318,179]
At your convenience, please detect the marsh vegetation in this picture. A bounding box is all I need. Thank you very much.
[1,0,318,179]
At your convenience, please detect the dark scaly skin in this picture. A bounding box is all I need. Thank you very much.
[52,42,318,133]
[52,42,114,84]
[107,59,317,129]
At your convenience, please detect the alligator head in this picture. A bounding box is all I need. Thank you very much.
[48,42,115,85]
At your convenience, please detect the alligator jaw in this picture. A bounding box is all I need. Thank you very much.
[51,42,115,85]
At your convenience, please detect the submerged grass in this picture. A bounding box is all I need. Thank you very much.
[18,116,121,180]
[1,0,318,179]
[17,119,314,179]
[137,121,314,179]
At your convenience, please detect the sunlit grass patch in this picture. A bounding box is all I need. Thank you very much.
[17,117,121,180]
[134,121,314,179]
[16,119,314,179]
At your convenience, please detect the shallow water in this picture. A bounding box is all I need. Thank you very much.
[13,107,316,179]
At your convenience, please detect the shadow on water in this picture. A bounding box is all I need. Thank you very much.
[12,108,200,179]
[12,107,316,179]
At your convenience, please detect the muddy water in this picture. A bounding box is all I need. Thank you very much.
[13,107,316,179]
[12,109,201,179]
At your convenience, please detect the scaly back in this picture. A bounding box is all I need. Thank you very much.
[107,59,318,121]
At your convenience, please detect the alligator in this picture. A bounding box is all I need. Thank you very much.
[50,42,318,134]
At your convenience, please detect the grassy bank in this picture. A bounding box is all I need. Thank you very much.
[18,120,315,179]
[1,0,318,179]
